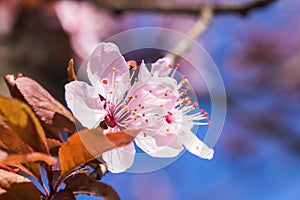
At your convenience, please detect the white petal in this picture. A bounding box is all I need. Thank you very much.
[138,61,151,82]
[151,58,171,77]
[87,42,130,102]
[135,134,183,158]
[179,130,214,160]
[65,80,106,129]
[102,142,136,173]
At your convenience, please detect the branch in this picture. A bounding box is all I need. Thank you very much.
[94,0,277,16]
[165,6,213,63]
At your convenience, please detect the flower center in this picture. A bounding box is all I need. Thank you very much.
[104,114,117,128]
[165,112,174,124]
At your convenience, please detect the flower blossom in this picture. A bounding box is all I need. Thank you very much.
[134,58,214,159]
[65,42,213,173]
[65,42,178,172]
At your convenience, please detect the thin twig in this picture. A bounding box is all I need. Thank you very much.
[42,182,50,197]
[166,6,213,63]
[94,0,277,16]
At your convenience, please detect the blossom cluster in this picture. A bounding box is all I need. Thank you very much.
[65,42,214,173]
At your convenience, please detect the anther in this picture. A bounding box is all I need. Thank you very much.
[127,60,137,70]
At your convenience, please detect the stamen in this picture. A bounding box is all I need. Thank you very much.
[103,79,108,84]
[127,60,137,71]
[170,63,181,78]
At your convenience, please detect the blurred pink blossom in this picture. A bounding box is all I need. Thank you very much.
[55,0,116,58]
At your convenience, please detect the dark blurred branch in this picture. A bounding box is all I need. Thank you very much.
[166,6,213,62]
[94,0,277,16]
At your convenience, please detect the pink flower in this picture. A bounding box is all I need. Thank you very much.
[134,58,214,159]
[65,42,178,172]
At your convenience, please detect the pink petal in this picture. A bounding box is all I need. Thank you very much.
[151,58,171,77]
[179,130,214,160]
[102,142,136,173]
[65,80,106,129]
[87,42,130,102]
[127,77,179,116]
[129,109,166,137]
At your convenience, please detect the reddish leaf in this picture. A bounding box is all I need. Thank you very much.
[3,73,25,101]
[47,138,62,157]
[57,128,138,186]
[0,95,49,154]
[0,122,33,154]
[0,169,41,200]
[64,174,120,200]
[4,75,76,135]
[42,123,63,142]
[47,138,62,149]
[0,151,7,163]
[0,121,42,182]
[1,152,57,166]
[51,190,76,200]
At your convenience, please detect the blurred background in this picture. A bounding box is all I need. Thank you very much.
[1,0,300,199]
